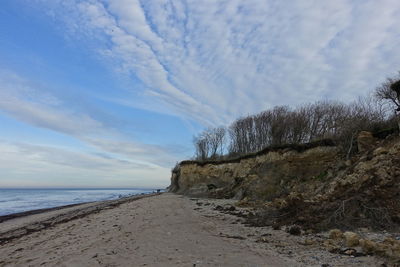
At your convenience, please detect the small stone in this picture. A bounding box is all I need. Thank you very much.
[257,237,269,243]
[305,229,314,235]
[272,224,281,230]
[359,239,376,254]
[342,248,357,256]
[288,225,301,236]
[327,245,340,253]
[226,205,236,211]
[340,247,366,257]
[343,231,360,247]
[323,240,340,253]
[382,237,397,245]
[345,160,352,166]
[303,239,315,246]
[329,229,343,240]
[373,147,388,156]
[214,205,224,211]
[374,243,392,257]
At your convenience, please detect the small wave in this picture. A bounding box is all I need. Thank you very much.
[0,197,24,203]
[0,189,152,215]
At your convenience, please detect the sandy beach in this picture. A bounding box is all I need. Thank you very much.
[0,193,384,267]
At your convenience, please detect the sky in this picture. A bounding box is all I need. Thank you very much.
[0,0,400,188]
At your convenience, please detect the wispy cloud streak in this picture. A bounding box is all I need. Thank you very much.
[0,71,181,169]
[0,141,168,188]
[37,0,400,125]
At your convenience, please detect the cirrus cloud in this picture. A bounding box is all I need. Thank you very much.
[34,0,400,125]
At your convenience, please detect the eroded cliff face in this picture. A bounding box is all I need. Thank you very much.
[170,144,341,201]
[169,133,400,231]
[244,134,400,231]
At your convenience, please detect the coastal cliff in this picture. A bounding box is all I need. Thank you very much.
[169,131,400,231]
[169,140,340,201]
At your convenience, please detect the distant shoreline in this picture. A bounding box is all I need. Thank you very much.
[0,191,159,224]
[0,187,159,190]
[0,202,91,224]
[0,188,162,219]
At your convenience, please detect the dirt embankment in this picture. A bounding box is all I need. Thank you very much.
[245,133,400,232]
[170,139,340,200]
[170,131,400,230]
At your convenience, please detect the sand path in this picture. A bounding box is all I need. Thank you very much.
[0,193,294,267]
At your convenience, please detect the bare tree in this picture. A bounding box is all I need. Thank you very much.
[288,107,310,143]
[193,127,227,160]
[253,111,272,150]
[390,80,400,134]
[391,80,400,104]
[229,116,253,155]
[207,127,226,158]
[193,134,209,161]
[375,75,400,134]
[376,78,400,110]
[269,106,291,145]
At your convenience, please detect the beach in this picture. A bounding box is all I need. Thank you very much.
[0,193,383,267]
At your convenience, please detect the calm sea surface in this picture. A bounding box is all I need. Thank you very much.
[0,188,154,216]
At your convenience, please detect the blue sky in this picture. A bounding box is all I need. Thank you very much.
[1,0,400,188]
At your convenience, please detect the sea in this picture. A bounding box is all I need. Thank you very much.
[0,188,155,216]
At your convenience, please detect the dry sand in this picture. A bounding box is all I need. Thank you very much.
[0,193,385,267]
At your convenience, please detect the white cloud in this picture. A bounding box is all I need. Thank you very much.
[0,141,169,188]
[35,0,400,126]
[84,137,183,167]
[0,71,105,136]
[73,0,219,125]
[0,71,180,174]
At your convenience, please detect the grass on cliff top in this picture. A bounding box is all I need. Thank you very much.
[179,139,336,167]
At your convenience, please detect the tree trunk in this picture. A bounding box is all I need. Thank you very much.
[346,132,356,160]
[398,116,400,136]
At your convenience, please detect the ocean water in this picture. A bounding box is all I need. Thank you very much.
[0,188,154,216]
